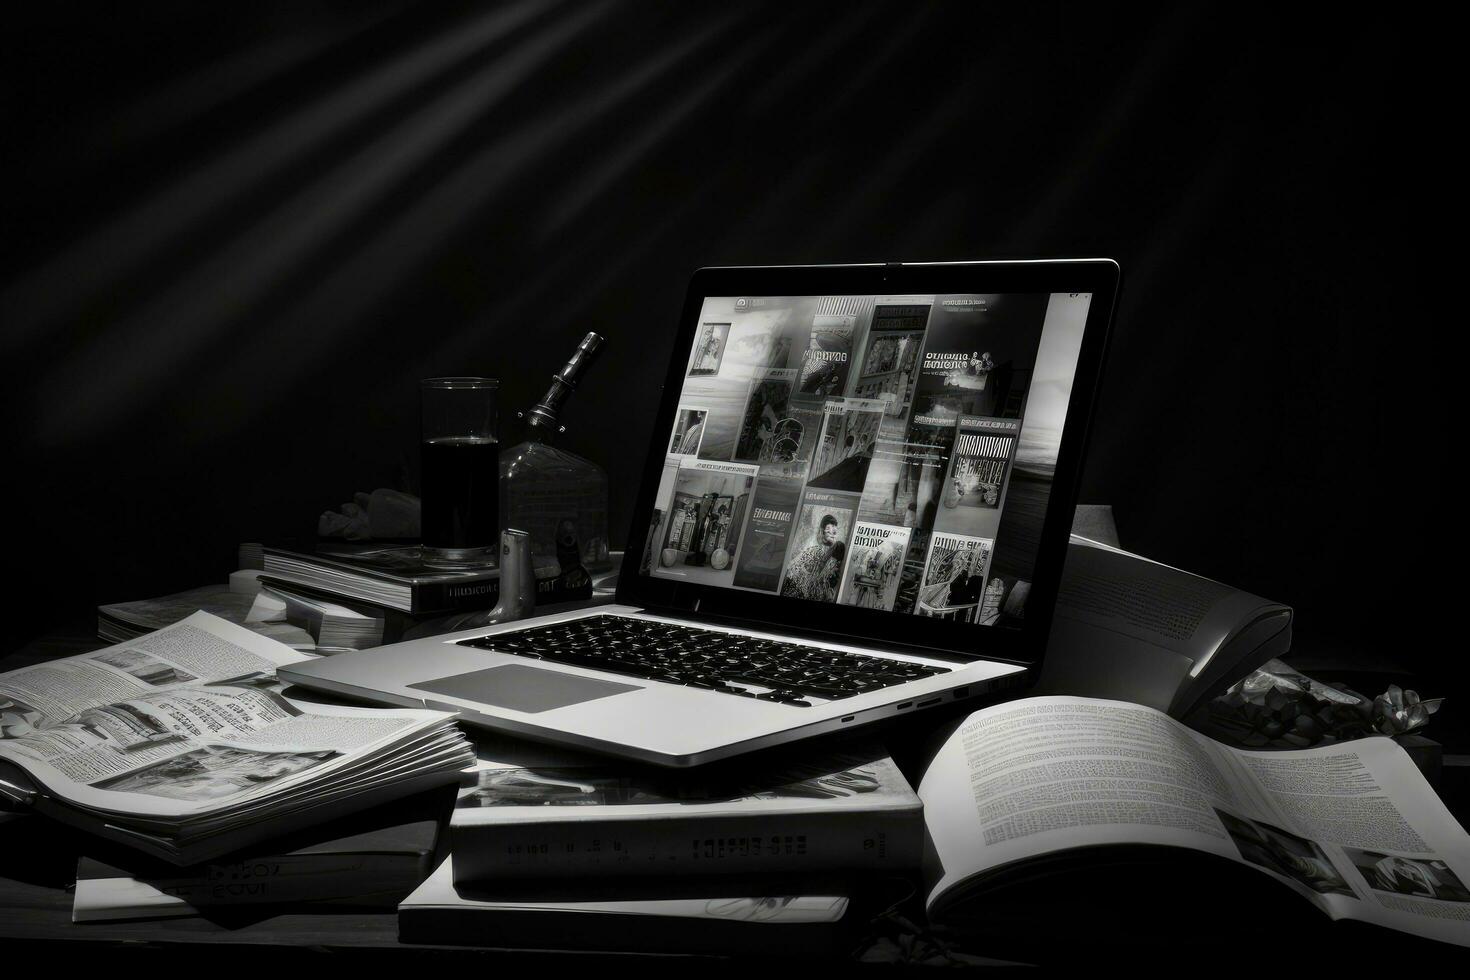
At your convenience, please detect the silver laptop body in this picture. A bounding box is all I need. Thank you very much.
[282,260,1120,766]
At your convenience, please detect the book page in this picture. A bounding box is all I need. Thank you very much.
[921,697,1470,947]
[1,686,459,820]
[920,698,1250,910]
[0,612,464,821]
[1223,737,1470,946]
[0,611,312,733]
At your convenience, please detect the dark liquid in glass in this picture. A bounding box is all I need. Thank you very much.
[421,437,500,551]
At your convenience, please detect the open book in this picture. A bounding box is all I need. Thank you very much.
[919,697,1470,949]
[0,612,473,864]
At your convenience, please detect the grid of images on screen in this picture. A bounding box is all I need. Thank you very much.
[642,291,1091,629]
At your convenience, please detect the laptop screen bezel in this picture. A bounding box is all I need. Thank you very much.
[615,259,1119,668]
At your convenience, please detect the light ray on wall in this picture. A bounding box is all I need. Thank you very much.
[1,0,557,353]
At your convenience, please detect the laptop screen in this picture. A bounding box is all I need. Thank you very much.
[638,291,1094,631]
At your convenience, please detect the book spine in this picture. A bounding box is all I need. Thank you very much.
[413,577,500,615]
[449,808,922,882]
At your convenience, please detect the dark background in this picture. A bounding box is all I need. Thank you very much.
[1,4,1436,674]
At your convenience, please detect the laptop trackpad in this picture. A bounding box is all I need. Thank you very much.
[409,664,640,714]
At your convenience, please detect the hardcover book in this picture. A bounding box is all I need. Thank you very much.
[399,853,856,955]
[449,743,923,883]
[238,540,587,616]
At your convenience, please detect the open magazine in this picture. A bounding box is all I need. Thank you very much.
[0,612,472,864]
[919,697,1470,948]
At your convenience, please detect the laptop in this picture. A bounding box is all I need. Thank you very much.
[281,260,1120,766]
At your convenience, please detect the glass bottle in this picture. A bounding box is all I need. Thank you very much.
[499,333,613,581]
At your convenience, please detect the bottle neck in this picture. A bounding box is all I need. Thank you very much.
[519,413,560,446]
[519,331,602,447]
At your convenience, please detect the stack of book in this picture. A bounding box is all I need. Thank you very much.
[397,739,925,952]
[96,539,599,654]
[402,693,1470,956]
[238,540,591,619]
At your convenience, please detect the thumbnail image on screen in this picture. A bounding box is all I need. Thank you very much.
[643,292,1092,630]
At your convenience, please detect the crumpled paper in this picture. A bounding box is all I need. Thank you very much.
[318,488,421,540]
[1209,659,1442,748]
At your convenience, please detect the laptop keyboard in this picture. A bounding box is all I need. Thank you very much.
[455,615,950,707]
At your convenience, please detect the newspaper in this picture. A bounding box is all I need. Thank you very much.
[0,612,470,845]
[920,697,1470,947]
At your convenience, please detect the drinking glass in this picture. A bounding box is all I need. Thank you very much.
[420,377,499,563]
